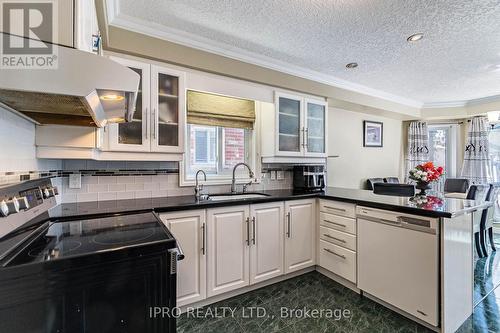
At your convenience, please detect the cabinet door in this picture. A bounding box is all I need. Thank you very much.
[284,199,316,273]
[275,92,304,156]
[305,99,327,157]
[107,57,151,151]
[159,210,206,306]
[150,65,186,153]
[207,206,250,297]
[250,202,284,284]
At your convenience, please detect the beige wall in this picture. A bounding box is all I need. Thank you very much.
[327,107,403,189]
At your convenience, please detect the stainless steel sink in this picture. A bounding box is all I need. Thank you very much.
[207,193,270,201]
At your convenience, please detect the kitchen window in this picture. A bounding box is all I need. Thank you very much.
[182,124,256,184]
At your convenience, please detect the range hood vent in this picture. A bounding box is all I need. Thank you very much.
[0,33,139,127]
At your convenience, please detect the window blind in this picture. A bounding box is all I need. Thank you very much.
[187,90,256,130]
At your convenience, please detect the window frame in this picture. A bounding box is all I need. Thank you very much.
[180,114,260,187]
[427,123,458,178]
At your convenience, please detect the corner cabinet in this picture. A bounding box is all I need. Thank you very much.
[104,57,185,158]
[261,92,328,163]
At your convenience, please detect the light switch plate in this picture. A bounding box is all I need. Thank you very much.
[69,173,82,189]
[270,171,276,180]
[277,171,285,180]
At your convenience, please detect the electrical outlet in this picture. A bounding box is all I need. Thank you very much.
[277,171,285,180]
[69,173,82,189]
[270,171,277,180]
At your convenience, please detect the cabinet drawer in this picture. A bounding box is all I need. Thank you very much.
[319,200,355,218]
[319,212,356,235]
[319,240,356,283]
[320,226,356,251]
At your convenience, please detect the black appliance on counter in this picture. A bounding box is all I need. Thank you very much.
[293,165,325,192]
[0,179,182,333]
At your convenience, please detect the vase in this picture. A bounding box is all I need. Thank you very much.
[415,181,431,195]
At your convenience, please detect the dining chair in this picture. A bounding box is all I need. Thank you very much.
[472,184,494,257]
[444,178,470,193]
[384,177,400,184]
[481,185,500,253]
[373,183,415,196]
[366,178,384,190]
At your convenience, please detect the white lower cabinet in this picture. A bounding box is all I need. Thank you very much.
[284,199,316,273]
[250,202,285,284]
[159,210,206,307]
[207,205,251,297]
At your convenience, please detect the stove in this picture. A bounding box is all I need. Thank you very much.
[4,212,173,266]
[0,179,180,333]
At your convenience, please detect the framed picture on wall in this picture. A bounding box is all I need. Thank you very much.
[363,121,383,147]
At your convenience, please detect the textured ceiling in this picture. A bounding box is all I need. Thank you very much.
[116,0,500,105]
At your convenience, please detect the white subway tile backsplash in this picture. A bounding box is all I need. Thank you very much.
[88,184,108,193]
[143,182,160,191]
[98,192,117,201]
[98,176,117,184]
[108,183,126,192]
[82,176,98,185]
[135,190,152,199]
[126,183,144,191]
[77,193,98,202]
[134,175,152,183]
[117,176,135,184]
[117,191,135,200]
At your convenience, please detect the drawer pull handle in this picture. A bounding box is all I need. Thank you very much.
[324,206,346,212]
[323,220,347,228]
[417,310,427,316]
[323,234,346,243]
[323,248,346,259]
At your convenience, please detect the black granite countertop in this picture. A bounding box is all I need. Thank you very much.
[49,187,491,221]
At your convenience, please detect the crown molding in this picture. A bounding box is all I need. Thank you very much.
[422,94,500,109]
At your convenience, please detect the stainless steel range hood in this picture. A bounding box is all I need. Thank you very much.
[0,33,139,127]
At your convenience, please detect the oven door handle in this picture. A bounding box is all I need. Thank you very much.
[171,240,185,261]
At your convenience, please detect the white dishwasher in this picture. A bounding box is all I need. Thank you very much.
[357,206,439,327]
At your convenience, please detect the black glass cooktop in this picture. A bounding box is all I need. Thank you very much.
[5,212,172,266]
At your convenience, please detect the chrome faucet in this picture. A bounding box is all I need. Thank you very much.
[231,163,254,194]
[195,170,207,200]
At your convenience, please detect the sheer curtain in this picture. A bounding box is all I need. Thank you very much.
[406,122,429,181]
[461,116,493,184]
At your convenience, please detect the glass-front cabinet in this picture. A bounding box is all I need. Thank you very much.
[305,98,327,156]
[275,92,327,157]
[108,57,151,151]
[151,65,185,153]
[106,57,185,155]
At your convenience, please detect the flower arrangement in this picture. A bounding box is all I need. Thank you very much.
[408,162,444,194]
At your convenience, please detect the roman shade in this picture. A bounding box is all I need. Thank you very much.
[187,90,256,130]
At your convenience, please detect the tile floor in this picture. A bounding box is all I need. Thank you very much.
[474,234,500,305]
[178,270,500,332]
[177,271,434,333]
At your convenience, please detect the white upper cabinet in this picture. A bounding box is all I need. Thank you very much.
[108,57,151,152]
[74,0,100,53]
[150,65,186,153]
[104,57,185,157]
[276,92,303,157]
[304,98,327,157]
[261,92,328,163]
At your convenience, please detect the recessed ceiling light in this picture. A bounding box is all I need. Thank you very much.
[346,62,358,69]
[407,33,424,42]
